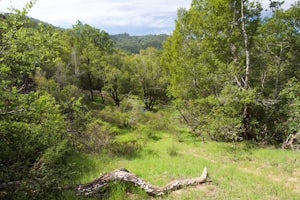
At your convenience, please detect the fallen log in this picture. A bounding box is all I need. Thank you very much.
[75,167,208,196]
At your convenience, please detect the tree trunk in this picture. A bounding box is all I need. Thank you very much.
[75,167,208,197]
[99,88,105,104]
[241,0,252,139]
[87,73,94,101]
[274,44,283,98]
[109,87,120,106]
[241,0,250,90]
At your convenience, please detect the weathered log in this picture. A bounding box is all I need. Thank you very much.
[75,167,208,196]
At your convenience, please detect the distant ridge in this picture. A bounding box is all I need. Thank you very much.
[1,13,168,54]
[110,33,168,54]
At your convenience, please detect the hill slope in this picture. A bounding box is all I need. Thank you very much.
[111,33,168,53]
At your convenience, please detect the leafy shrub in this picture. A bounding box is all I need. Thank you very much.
[0,91,69,199]
[277,78,300,141]
[175,85,257,141]
[92,107,130,128]
[80,120,119,153]
[27,140,72,199]
[109,140,142,157]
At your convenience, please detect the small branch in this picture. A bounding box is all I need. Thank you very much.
[0,181,22,190]
[234,75,245,90]
[75,167,208,196]
[282,132,300,150]
[176,105,190,127]
[261,71,267,89]
[0,108,25,116]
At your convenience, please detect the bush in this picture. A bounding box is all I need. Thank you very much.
[79,120,119,153]
[174,85,258,141]
[92,107,130,128]
[0,91,71,199]
[277,78,300,141]
[109,140,142,157]
[27,140,72,199]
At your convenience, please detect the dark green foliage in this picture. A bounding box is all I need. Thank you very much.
[0,91,69,199]
[0,3,73,199]
[111,33,168,53]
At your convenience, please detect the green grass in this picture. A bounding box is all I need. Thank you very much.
[64,130,300,199]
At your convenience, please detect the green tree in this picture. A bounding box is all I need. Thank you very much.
[247,2,300,141]
[68,21,113,101]
[103,50,133,106]
[0,1,60,93]
[162,0,262,140]
[255,1,300,98]
[128,48,168,110]
[277,78,300,141]
[0,2,71,198]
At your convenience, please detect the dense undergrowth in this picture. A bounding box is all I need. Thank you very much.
[2,94,299,199]
[54,102,300,200]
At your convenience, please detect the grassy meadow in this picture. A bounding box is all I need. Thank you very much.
[63,120,300,200]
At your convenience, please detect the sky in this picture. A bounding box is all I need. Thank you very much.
[0,0,298,35]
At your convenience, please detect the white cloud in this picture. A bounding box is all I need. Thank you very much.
[0,0,190,28]
[0,0,298,35]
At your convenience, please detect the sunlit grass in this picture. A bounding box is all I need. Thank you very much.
[64,129,300,199]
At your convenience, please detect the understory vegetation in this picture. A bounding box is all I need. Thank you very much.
[0,0,299,199]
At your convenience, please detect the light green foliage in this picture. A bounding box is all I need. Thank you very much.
[129,47,168,110]
[162,0,300,141]
[67,21,113,101]
[0,1,59,91]
[255,2,300,98]
[103,50,133,106]
[278,78,300,137]
[174,85,257,141]
[0,3,73,199]
[248,2,300,140]
[35,72,90,139]
[162,0,261,140]
[162,0,247,99]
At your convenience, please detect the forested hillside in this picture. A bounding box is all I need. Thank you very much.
[111,33,168,53]
[0,0,299,199]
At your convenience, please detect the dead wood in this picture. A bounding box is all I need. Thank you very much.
[75,167,208,196]
[282,132,300,150]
